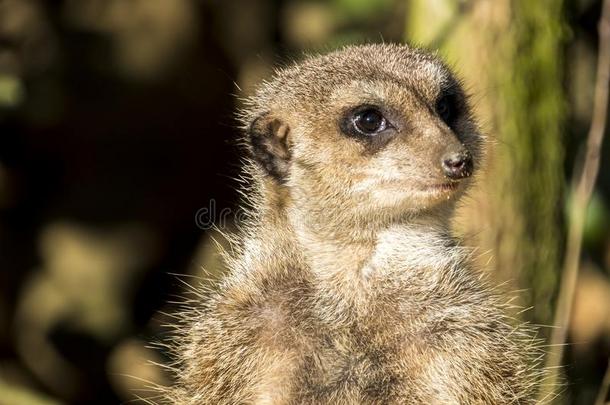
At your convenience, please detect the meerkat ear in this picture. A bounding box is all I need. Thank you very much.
[248,113,292,182]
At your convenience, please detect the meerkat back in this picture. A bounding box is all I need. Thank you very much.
[163,44,542,405]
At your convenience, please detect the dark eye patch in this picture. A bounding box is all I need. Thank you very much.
[435,86,464,128]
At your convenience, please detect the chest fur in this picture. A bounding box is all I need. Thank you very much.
[269,273,490,404]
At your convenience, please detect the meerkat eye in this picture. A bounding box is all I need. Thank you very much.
[436,94,458,126]
[339,105,394,140]
[353,108,387,135]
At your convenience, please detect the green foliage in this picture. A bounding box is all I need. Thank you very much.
[567,190,610,249]
[0,380,62,405]
[0,74,24,108]
[332,0,395,18]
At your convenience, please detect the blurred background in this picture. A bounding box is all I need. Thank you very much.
[0,0,608,404]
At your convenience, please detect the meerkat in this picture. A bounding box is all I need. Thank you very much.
[162,43,543,404]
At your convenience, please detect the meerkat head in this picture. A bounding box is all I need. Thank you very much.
[243,44,482,227]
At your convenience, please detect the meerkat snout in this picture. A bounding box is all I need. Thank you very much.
[441,149,473,180]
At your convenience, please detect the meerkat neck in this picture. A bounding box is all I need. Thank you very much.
[280,202,462,319]
[286,202,455,272]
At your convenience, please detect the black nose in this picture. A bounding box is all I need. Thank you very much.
[442,150,473,180]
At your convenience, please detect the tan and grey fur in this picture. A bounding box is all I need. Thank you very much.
[163,44,542,404]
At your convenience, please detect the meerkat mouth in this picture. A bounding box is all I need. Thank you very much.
[368,179,462,197]
[429,182,459,191]
[416,182,461,195]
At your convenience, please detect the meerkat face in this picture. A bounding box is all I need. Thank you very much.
[245,44,482,221]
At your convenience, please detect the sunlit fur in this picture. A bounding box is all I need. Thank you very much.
[161,44,544,404]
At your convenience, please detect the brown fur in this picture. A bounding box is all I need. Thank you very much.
[162,44,542,404]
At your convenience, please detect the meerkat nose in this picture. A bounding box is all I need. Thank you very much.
[441,150,473,180]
